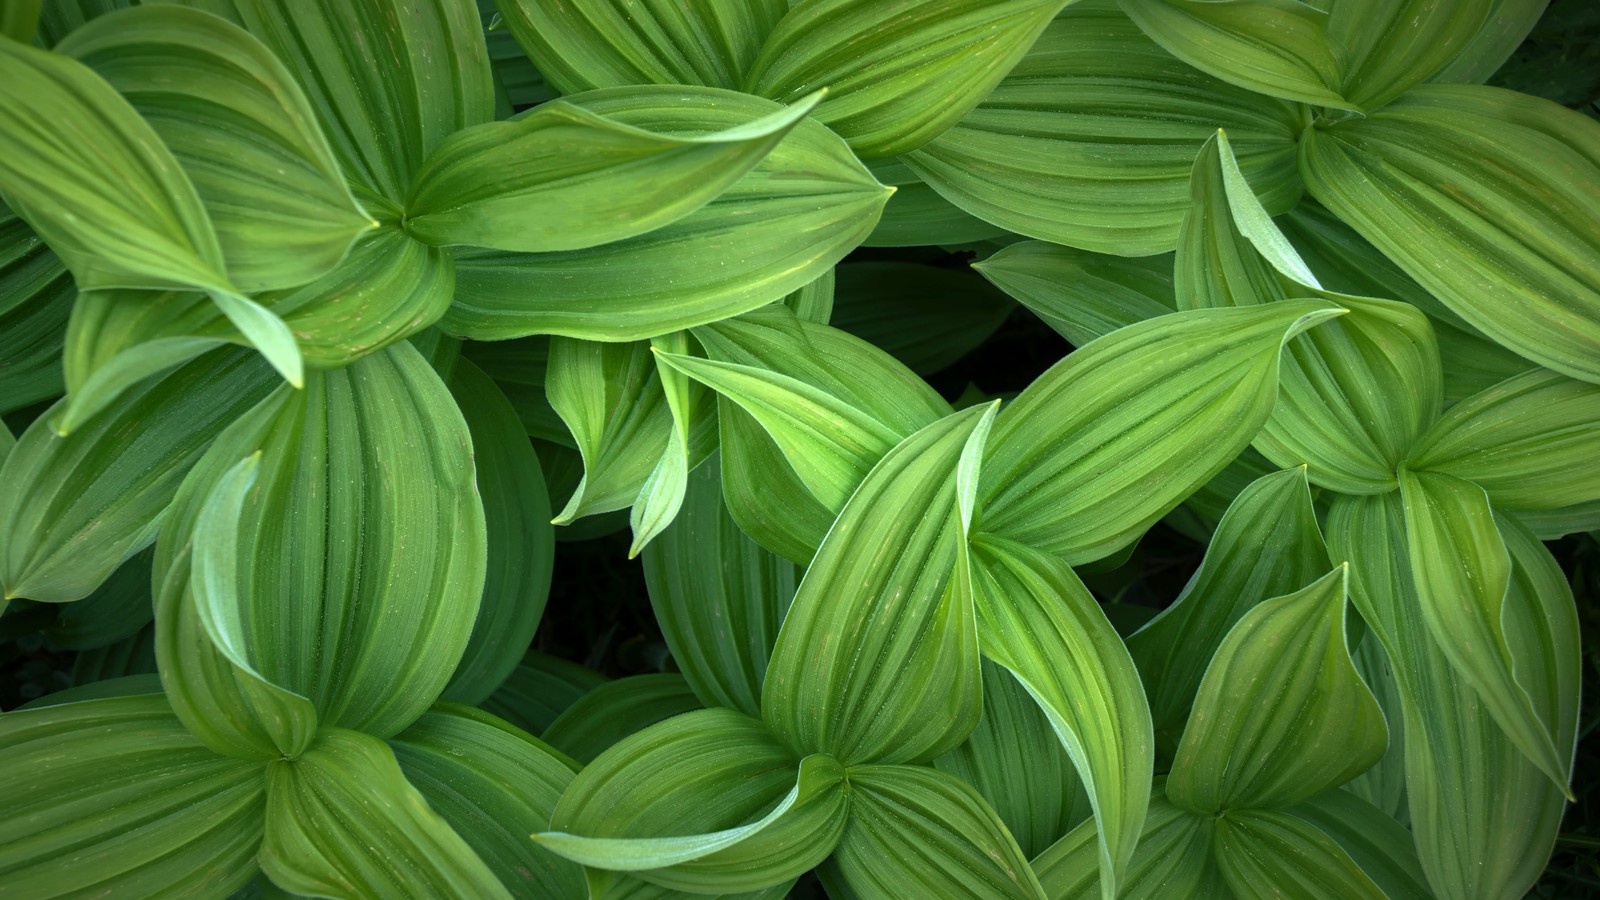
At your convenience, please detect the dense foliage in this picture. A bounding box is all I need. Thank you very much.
[1,1,1598,898]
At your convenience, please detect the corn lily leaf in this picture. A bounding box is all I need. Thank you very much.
[541,674,703,764]
[224,0,494,207]
[406,92,818,252]
[968,535,1152,899]
[154,342,486,740]
[762,403,995,765]
[863,159,1009,247]
[1398,469,1573,789]
[830,262,1014,376]
[59,4,376,293]
[1301,84,1600,383]
[538,709,849,893]
[1328,491,1567,899]
[1288,790,1433,900]
[973,242,1176,348]
[1513,499,1600,541]
[979,301,1343,563]
[716,398,838,564]
[0,206,71,414]
[629,330,712,556]
[483,652,609,736]
[1167,566,1387,812]
[1325,0,1494,110]
[936,661,1090,860]
[1127,467,1331,741]
[824,764,1047,899]
[40,548,153,652]
[441,359,555,706]
[0,347,274,603]
[493,0,786,93]
[644,463,799,716]
[1118,0,1352,109]
[1429,0,1551,84]
[747,0,1067,158]
[0,0,37,40]
[391,704,586,900]
[1343,633,1410,820]
[1209,809,1385,900]
[464,336,573,445]
[1406,368,1600,513]
[905,3,1305,256]
[0,694,267,898]
[261,728,509,899]
[1031,786,1222,900]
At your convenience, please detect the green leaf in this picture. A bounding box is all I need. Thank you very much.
[40,548,153,651]
[1288,791,1433,900]
[262,728,509,899]
[0,347,275,603]
[464,336,573,445]
[1300,84,1600,383]
[0,205,72,414]
[1325,0,1494,109]
[969,535,1153,899]
[539,709,848,894]
[406,91,818,252]
[491,0,786,93]
[829,261,1014,376]
[973,242,1175,348]
[1343,633,1410,820]
[154,342,487,738]
[483,652,609,736]
[541,674,704,764]
[442,359,555,706]
[1406,368,1600,512]
[1429,0,1551,85]
[392,704,586,900]
[444,86,889,342]
[1167,566,1387,812]
[862,159,1009,247]
[1127,467,1332,740]
[1118,0,1352,108]
[978,301,1344,563]
[226,0,494,205]
[644,463,799,716]
[825,764,1046,899]
[1031,786,1222,900]
[1210,809,1385,900]
[629,330,711,555]
[904,3,1305,255]
[935,659,1089,859]
[59,4,377,293]
[1398,469,1572,790]
[746,0,1067,158]
[0,0,39,41]
[1328,490,1566,899]
[0,694,266,898]
[762,403,996,765]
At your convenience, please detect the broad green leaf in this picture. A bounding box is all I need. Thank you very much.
[226,0,494,205]
[444,87,889,341]
[262,728,509,899]
[68,629,159,692]
[978,301,1344,563]
[1325,0,1494,109]
[630,330,710,555]
[1289,791,1433,900]
[27,673,162,709]
[0,694,266,898]
[392,705,586,899]
[464,336,573,445]
[862,159,1009,247]
[826,764,1046,899]
[1328,491,1566,899]
[716,396,837,564]
[0,347,274,603]
[747,0,1067,158]
[969,535,1152,899]
[762,404,996,765]
[1301,84,1600,383]
[442,360,555,706]
[154,342,486,738]
[1399,469,1572,789]
[406,92,818,252]
[1429,0,1551,84]
[541,674,704,764]
[1031,787,1221,900]
[973,242,1175,347]
[935,659,1089,858]
[1167,567,1387,812]
[60,4,376,293]
[644,463,800,716]
[830,261,1014,375]
[539,709,848,893]
[483,652,609,735]
[1406,368,1600,512]
[778,268,836,324]
[1344,633,1410,821]
[1118,0,1351,108]
[0,0,39,41]
[1210,809,1384,900]
[1127,467,1331,741]
[492,0,786,93]
[40,548,153,651]
[0,206,72,414]
[905,3,1305,255]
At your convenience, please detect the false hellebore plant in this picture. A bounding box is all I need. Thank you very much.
[0,1,1596,899]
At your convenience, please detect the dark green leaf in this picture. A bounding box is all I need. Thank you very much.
[541,674,703,764]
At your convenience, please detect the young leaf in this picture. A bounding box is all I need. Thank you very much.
[541,675,704,764]
[405,92,819,252]
[825,764,1047,899]
[262,728,510,899]
[747,0,1068,158]
[761,404,996,766]
[1326,0,1494,109]
[1210,810,1385,900]
[978,301,1344,563]
[0,694,266,898]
